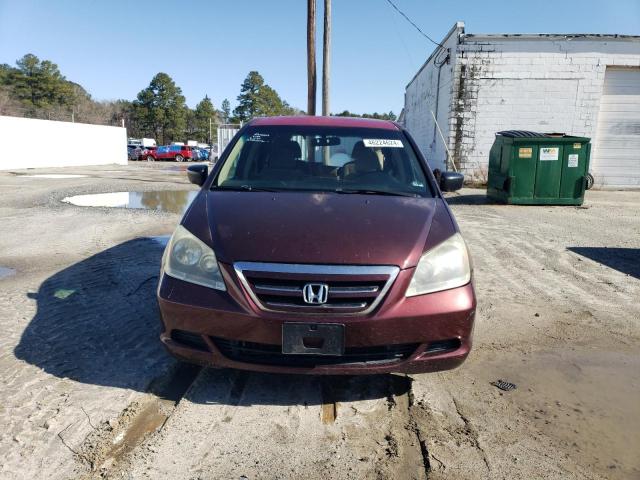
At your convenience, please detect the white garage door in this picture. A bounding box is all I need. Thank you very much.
[593,67,640,187]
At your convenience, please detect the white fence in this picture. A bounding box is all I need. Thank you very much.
[0,116,127,170]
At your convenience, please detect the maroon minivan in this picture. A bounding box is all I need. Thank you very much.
[157,116,475,374]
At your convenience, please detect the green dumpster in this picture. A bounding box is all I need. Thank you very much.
[487,131,591,205]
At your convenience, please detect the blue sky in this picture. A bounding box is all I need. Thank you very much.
[1,0,638,114]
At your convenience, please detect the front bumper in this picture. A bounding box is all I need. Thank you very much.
[157,263,476,375]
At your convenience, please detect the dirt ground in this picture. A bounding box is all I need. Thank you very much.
[0,162,638,480]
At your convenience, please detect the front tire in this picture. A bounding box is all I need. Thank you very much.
[147,156,155,162]
[175,154,184,162]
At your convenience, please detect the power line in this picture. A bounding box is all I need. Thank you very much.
[383,0,444,48]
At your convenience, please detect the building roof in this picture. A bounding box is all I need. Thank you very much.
[406,21,640,90]
[249,116,399,130]
[464,33,640,42]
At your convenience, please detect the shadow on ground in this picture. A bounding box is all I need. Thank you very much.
[185,368,412,406]
[444,192,491,205]
[14,238,409,404]
[568,247,640,279]
[14,238,172,392]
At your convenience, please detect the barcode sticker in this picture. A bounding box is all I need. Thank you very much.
[363,139,403,148]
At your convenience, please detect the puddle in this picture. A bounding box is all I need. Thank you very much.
[25,174,88,178]
[471,347,640,476]
[0,267,16,279]
[62,191,198,214]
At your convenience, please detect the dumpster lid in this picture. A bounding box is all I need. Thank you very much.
[497,130,551,138]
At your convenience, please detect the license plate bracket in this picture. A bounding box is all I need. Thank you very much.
[282,323,345,356]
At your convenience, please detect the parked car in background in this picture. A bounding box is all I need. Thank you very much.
[133,146,157,161]
[127,145,138,160]
[192,146,210,161]
[147,145,195,162]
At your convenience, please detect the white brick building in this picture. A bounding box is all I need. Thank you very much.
[403,22,640,187]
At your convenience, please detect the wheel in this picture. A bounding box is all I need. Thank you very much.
[147,155,155,162]
[585,173,594,190]
[175,154,184,162]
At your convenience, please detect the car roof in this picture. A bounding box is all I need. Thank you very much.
[249,115,399,131]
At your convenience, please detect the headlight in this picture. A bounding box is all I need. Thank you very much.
[406,233,471,296]
[163,225,226,290]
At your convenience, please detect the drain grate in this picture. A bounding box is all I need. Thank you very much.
[491,379,517,391]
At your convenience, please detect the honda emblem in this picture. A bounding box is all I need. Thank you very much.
[302,283,329,304]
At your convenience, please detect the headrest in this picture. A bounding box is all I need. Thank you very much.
[352,141,380,173]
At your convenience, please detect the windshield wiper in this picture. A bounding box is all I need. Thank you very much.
[334,188,419,197]
[214,185,281,192]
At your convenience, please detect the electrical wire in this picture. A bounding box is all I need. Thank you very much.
[383,0,444,48]
[389,2,417,69]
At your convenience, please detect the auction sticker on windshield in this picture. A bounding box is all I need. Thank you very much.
[363,139,403,148]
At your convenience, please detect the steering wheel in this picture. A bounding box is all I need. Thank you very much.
[337,161,356,179]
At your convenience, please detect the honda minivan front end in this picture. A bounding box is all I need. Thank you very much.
[157,116,475,374]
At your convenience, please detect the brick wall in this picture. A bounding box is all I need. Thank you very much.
[452,35,640,181]
[404,26,640,182]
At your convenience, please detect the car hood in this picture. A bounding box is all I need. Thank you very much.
[203,191,445,269]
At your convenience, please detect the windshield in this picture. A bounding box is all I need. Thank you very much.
[213,126,433,197]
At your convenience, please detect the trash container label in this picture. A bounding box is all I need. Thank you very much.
[540,147,559,161]
[518,147,533,159]
[568,154,579,168]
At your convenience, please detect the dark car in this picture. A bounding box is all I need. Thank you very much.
[157,116,474,375]
[127,145,139,160]
[132,145,157,161]
[148,145,194,162]
[190,146,209,162]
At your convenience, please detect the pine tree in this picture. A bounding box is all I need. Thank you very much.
[132,73,188,144]
[232,71,292,123]
[221,98,231,123]
[6,54,79,110]
[194,95,217,142]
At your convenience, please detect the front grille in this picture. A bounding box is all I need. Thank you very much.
[234,262,399,315]
[213,337,418,367]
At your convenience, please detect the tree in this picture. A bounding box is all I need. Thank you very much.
[232,71,294,123]
[132,73,188,144]
[5,54,78,110]
[193,95,217,142]
[22,54,74,107]
[333,110,396,121]
[221,98,231,123]
[0,63,13,85]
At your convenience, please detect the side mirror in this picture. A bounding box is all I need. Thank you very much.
[440,172,464,192]
[187,164,208,186]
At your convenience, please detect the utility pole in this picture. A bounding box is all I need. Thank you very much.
[307,0,317,116]
[322,0,331,117]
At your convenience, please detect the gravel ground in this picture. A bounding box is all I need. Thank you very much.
[0,163,638,480]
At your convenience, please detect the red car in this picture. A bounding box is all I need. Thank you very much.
[133,146,157,161]
[157,116,474,375]
[147,145,195,162]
